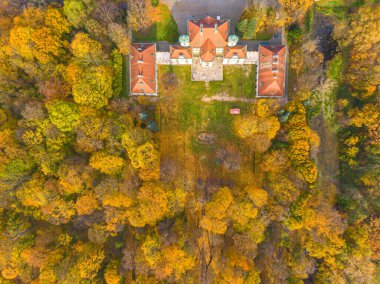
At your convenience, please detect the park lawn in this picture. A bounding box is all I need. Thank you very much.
[208,65,256,98]
[133,4,179,43]
[157,65,257,186]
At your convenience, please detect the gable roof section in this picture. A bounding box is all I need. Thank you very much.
[170,45,192,59]
[130,43,157,95]
[200,39,216,62]
[258,45,286,97]
[224,45,247,59]
[188,16,229,62]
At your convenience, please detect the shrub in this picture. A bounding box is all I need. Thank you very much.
[151,0,159,7]
[288,25,303,45]
[326,53,344,82]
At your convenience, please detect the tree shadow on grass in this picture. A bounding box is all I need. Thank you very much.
[133,4,179,43]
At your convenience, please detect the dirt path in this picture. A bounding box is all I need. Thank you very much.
[312,112,339,185]
[201,93,257,103]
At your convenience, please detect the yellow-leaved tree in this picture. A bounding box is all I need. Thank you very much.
[89,152,125,175]
[127,182,169,227]
[200,187,233,234]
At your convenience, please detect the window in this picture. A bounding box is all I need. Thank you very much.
[261,82,264,87]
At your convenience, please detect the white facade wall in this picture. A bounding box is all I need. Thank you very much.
[170,58,192,65]
[243,51,259,64]
[223,58,245,65]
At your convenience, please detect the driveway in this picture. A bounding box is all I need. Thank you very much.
[161,0,249,34]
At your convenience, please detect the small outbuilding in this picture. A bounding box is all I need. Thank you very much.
[229,108,240,115]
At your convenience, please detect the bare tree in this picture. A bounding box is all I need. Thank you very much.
[127,0,152,31]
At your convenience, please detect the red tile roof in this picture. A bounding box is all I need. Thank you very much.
[258,45,286,97]
[224,45,247,59]
[188,16,229,62]
[200,39,216,62]
[170,45,192,59]
[130,43,157,95]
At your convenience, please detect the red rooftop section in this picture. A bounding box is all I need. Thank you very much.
[187,16,229,62]
[130,43,157,96]
[257,45,286,97]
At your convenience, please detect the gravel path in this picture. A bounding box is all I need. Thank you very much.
[201,93,257,103]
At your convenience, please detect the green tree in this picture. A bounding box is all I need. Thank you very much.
[72,65,113,109]
[63,0,94,28]
[47,101,80,132]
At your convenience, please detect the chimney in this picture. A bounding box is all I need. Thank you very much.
[214,23,218,33]
[200,24,203,33]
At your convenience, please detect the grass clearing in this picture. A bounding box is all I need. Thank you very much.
[133,4,179,43]
[157,65,257,186]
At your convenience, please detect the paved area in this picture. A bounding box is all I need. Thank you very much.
[161,0,249,34]
[191,57,223,81]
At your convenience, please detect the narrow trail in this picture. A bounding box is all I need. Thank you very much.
[201,93,257,103]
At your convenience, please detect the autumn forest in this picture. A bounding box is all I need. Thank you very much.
[0,0,379,283]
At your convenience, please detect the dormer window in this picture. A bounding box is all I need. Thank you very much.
[179,53,184,59]
[232,53,238,59]
[261,81,264,87]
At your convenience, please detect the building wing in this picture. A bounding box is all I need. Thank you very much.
[130,43,157,95]
[257,45,286,97]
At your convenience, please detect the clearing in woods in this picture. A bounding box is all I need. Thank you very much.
[157,65,260,190]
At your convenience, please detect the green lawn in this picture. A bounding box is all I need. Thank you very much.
[158,65,256,100]
[254,30,274,40]
[133,4,179,43]
[209,65,256,98]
